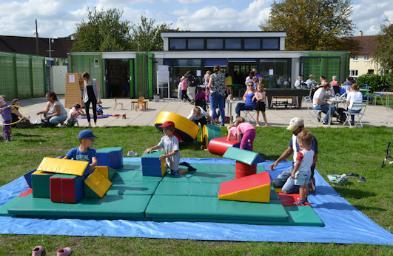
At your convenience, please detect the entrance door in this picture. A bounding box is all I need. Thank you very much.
[105,59,130,98]
[228,62,257,96]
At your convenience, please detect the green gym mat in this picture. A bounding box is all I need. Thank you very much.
[7,194,151,220]
[112,170,163,184]
[155,182,220,197]
[145,195,289,223]
[162,171,234,184]
[285,206,324,227]
[108,181,160,196]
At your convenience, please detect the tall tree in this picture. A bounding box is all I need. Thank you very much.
[261,0,355,50]
[130,16,176,51]
[374,23,393,72]
[72,8,131,52]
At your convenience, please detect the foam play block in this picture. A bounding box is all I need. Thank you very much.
[96,147,123,169]
[95,166,109,179]
[141,151,166,177]
[207,137,240,156]
[84,171,112,198]
[146,195,288,223]
[50,174,84,203]
[23,169,36,188]
[285,206,324,227]
[7,194,151,220]
[218,172,271,203]
[278,193,310,206]
[37,157,88,176]
[202,124,222,148]
[154,111,200,142]
[32,171,53,198]
[223,147,264,166]
[235,161,257,178]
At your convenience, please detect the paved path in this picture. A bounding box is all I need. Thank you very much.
[17,97,393,128]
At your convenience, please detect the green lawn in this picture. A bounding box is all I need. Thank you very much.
[1,126,393,255]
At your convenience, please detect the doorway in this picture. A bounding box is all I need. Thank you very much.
[105,59,130,98]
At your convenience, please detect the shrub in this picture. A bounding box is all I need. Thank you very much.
[356,74,389,92]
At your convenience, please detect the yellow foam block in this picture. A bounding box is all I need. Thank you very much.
[95,166,109,179]
[161,159,166,176]
[37,157,88,176]
[154,111,199,140]
[84,170,112,198]
[275,188,282,193]
[218,184,271,203]
[33,170,51,175]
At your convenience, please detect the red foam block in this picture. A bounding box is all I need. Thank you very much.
[235,161,256,178]
[278,192,310,206]
[219,172,270,196]
[19,188,32,197]
[208,137,239,156]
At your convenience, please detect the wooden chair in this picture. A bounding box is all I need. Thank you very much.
[114,98,124,110]
[137,97,148,111]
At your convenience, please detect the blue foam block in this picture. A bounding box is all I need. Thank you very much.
[23,169,36,188]
[96,147,123,169]
[141,165,165,177]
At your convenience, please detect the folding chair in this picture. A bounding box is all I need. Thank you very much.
[242,110,257,124]
[304,92,322,123]
[343,102,367,128]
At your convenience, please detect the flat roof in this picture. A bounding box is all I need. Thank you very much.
[161,31,286,38]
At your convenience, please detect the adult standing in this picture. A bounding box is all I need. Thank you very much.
[37,92,67,126]
[185,71,196,102]
[208,65,226,126]
[82,72,100,127]
[270,117,318,193]
[330,76,340,95]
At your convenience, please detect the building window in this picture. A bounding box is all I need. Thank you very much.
[244,38,261,50]
[206,39,223,50]
[352,56,358,61]
[368,69,374,74]
[169,38,186,50]
[262,38,279,50]
[364,55,369,60]
[224,38,242,50]
[350,70,358,77]
[188,38,204,50]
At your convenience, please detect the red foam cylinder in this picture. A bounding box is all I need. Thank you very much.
[235,161,256,178]
[208,137,240,156]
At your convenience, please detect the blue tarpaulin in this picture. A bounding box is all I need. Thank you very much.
[0,158,392,246]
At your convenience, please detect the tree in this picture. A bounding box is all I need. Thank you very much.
[261,0,355,51]
[129,16,176,51]
[374,23,393,72]
[72,8,131,52]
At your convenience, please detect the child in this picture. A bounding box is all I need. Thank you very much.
[233,116,256,151]
[187,106,208,128]
[66,104,84,127]
[180,76,190,102]
[0,95,12,142]
[65,130,97,173]
[253,83,269,127]
[144,121,196,177]
[226,126,237,141]
[290,130,315,205]
[195,86,207,111]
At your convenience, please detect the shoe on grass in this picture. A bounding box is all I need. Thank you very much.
[56,247,72,256]
[32,245,46,256]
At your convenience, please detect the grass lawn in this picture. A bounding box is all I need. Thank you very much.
[0,126,393,255]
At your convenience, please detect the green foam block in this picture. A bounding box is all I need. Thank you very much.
[285,206,324,227]
[146,195,289,222]
[32,172,53,198]
[7,194,151,220]
[162,171,234,184]
[223,147,263,165]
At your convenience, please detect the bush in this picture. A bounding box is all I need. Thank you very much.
[356,74,389,92]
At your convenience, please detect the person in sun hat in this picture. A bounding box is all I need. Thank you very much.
[144,121,196,177]
[64,129,97,173]
[270,117,318,193]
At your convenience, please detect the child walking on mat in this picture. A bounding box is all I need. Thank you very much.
[144,121,196,177]
[291,130,315,205]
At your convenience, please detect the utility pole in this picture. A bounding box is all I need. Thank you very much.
[35,19,39,55]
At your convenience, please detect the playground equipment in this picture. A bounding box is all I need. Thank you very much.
[141,151,166,177]
[223,147,264,178]
[207,137,240,156]
[154,111,199,142]
[96,147,123,169]
[201,124,222,148]
[218,172,271,203]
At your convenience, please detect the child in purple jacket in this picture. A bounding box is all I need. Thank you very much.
[0,96,12,142]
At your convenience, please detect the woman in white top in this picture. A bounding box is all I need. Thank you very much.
[37,92,67,126]
[346,83,363,125]
[82,72,100,127]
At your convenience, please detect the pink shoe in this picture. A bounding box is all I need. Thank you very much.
[56,247,72,256]
[32,245,46,256]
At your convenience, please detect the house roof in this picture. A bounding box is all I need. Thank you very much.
[349,35,378,56]
[0,35,73,58]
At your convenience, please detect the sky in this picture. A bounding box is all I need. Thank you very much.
[0,0,392,38]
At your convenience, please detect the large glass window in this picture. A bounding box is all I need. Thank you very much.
[225,38,241,50]
[188,38,204,50]
[259,59,291,88]
[206,39,223,50]
[262,38,280,50]
[169,38,186,50]
[244,38,261,50]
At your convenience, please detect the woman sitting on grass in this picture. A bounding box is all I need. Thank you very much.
[37,92,67,127]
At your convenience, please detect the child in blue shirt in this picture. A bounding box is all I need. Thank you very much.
[65,130,97,172]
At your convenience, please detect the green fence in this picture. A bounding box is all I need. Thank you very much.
[0,52,46,99]
[300,51,350,82]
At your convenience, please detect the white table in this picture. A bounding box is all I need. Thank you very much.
[327,97,346,125]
